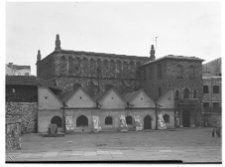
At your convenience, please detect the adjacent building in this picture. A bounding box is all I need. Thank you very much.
[6,63,31,76]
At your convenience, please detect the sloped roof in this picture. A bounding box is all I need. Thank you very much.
[95,87,124,103]
[6,76,60,90]
[59,86,95,103]
[123,90,141,102]
[142,55,204,67]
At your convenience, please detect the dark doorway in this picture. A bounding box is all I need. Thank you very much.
[51,116,62,127]
[144,115,152,129]
[77,115,88,127]
[183,110,190,127]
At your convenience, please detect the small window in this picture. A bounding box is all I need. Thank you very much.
[213,86,219,94]
[183,88,190,99]
[193,90,197,98]
[213,102,220,108]
[177,65,183,78]
[203,102,210,107]
[203,85,209,93]
[126,116,132,125]
[163,114,170,123]
[105,116,113,125]
[25,72,29,76]
[175,90,179,100]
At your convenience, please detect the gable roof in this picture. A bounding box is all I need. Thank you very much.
[123,89,152,103]
[59,86,94,103]
[156,89,174,104]
[40,86,63,105]
[95,87,125,103]
[123,90,141,102]
[6,76,60,90]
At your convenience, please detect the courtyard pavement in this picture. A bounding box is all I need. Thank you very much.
[6,127,222,163]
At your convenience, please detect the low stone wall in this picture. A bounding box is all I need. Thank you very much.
[6,118,22,150]
[6,102,38,133]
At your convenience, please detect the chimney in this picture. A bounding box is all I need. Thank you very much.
[8,62,13,69]
[55,34,61,51]
[150,45,155,60]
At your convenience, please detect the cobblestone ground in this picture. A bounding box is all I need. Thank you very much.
[6,128,222,163]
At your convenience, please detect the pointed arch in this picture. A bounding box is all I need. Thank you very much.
[163,114,170,123]
[175,90,180,100]
[183,88,190,99]
[193,90,197,98]
[51,116,62,128]
[76,115,88,127]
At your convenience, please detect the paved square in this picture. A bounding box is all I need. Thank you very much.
[6,128,222,163]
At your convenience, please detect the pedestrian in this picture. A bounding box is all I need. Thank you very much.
[212,121,221,137]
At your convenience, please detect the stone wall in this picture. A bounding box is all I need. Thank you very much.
[53,77,141,97]
[6,118,21,150]
[53,52,148,80]
[6,102,38,133]
[141,59,203,101]
[37,53,55,79]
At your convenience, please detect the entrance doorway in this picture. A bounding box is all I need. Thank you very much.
[51,116,62,128]
[183,110,190,127]
[76,115,88,127]
[144,115,152,129]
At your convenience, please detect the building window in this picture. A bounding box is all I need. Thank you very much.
[105,116,113,125]
[177,65,183,78]
[126,116,132,125]
[213,86,220,94]
[203,102,210,107]
[25,72,29,76]
[183,88,190,99]
[203,85,209,94]
[175,90,179,100]
[213,102,220,108]
[193,90,197,98]
[157,64,162,78]
[163,114,170,123]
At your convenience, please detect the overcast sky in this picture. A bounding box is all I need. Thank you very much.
[5,1,221,75]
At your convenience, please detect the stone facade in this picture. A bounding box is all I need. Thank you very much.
[140,56,204,128]
[36,35,149,96]
[140,57,203,101]
[6,118,22,150]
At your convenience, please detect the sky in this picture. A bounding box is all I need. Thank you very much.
[5,1,221,75]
